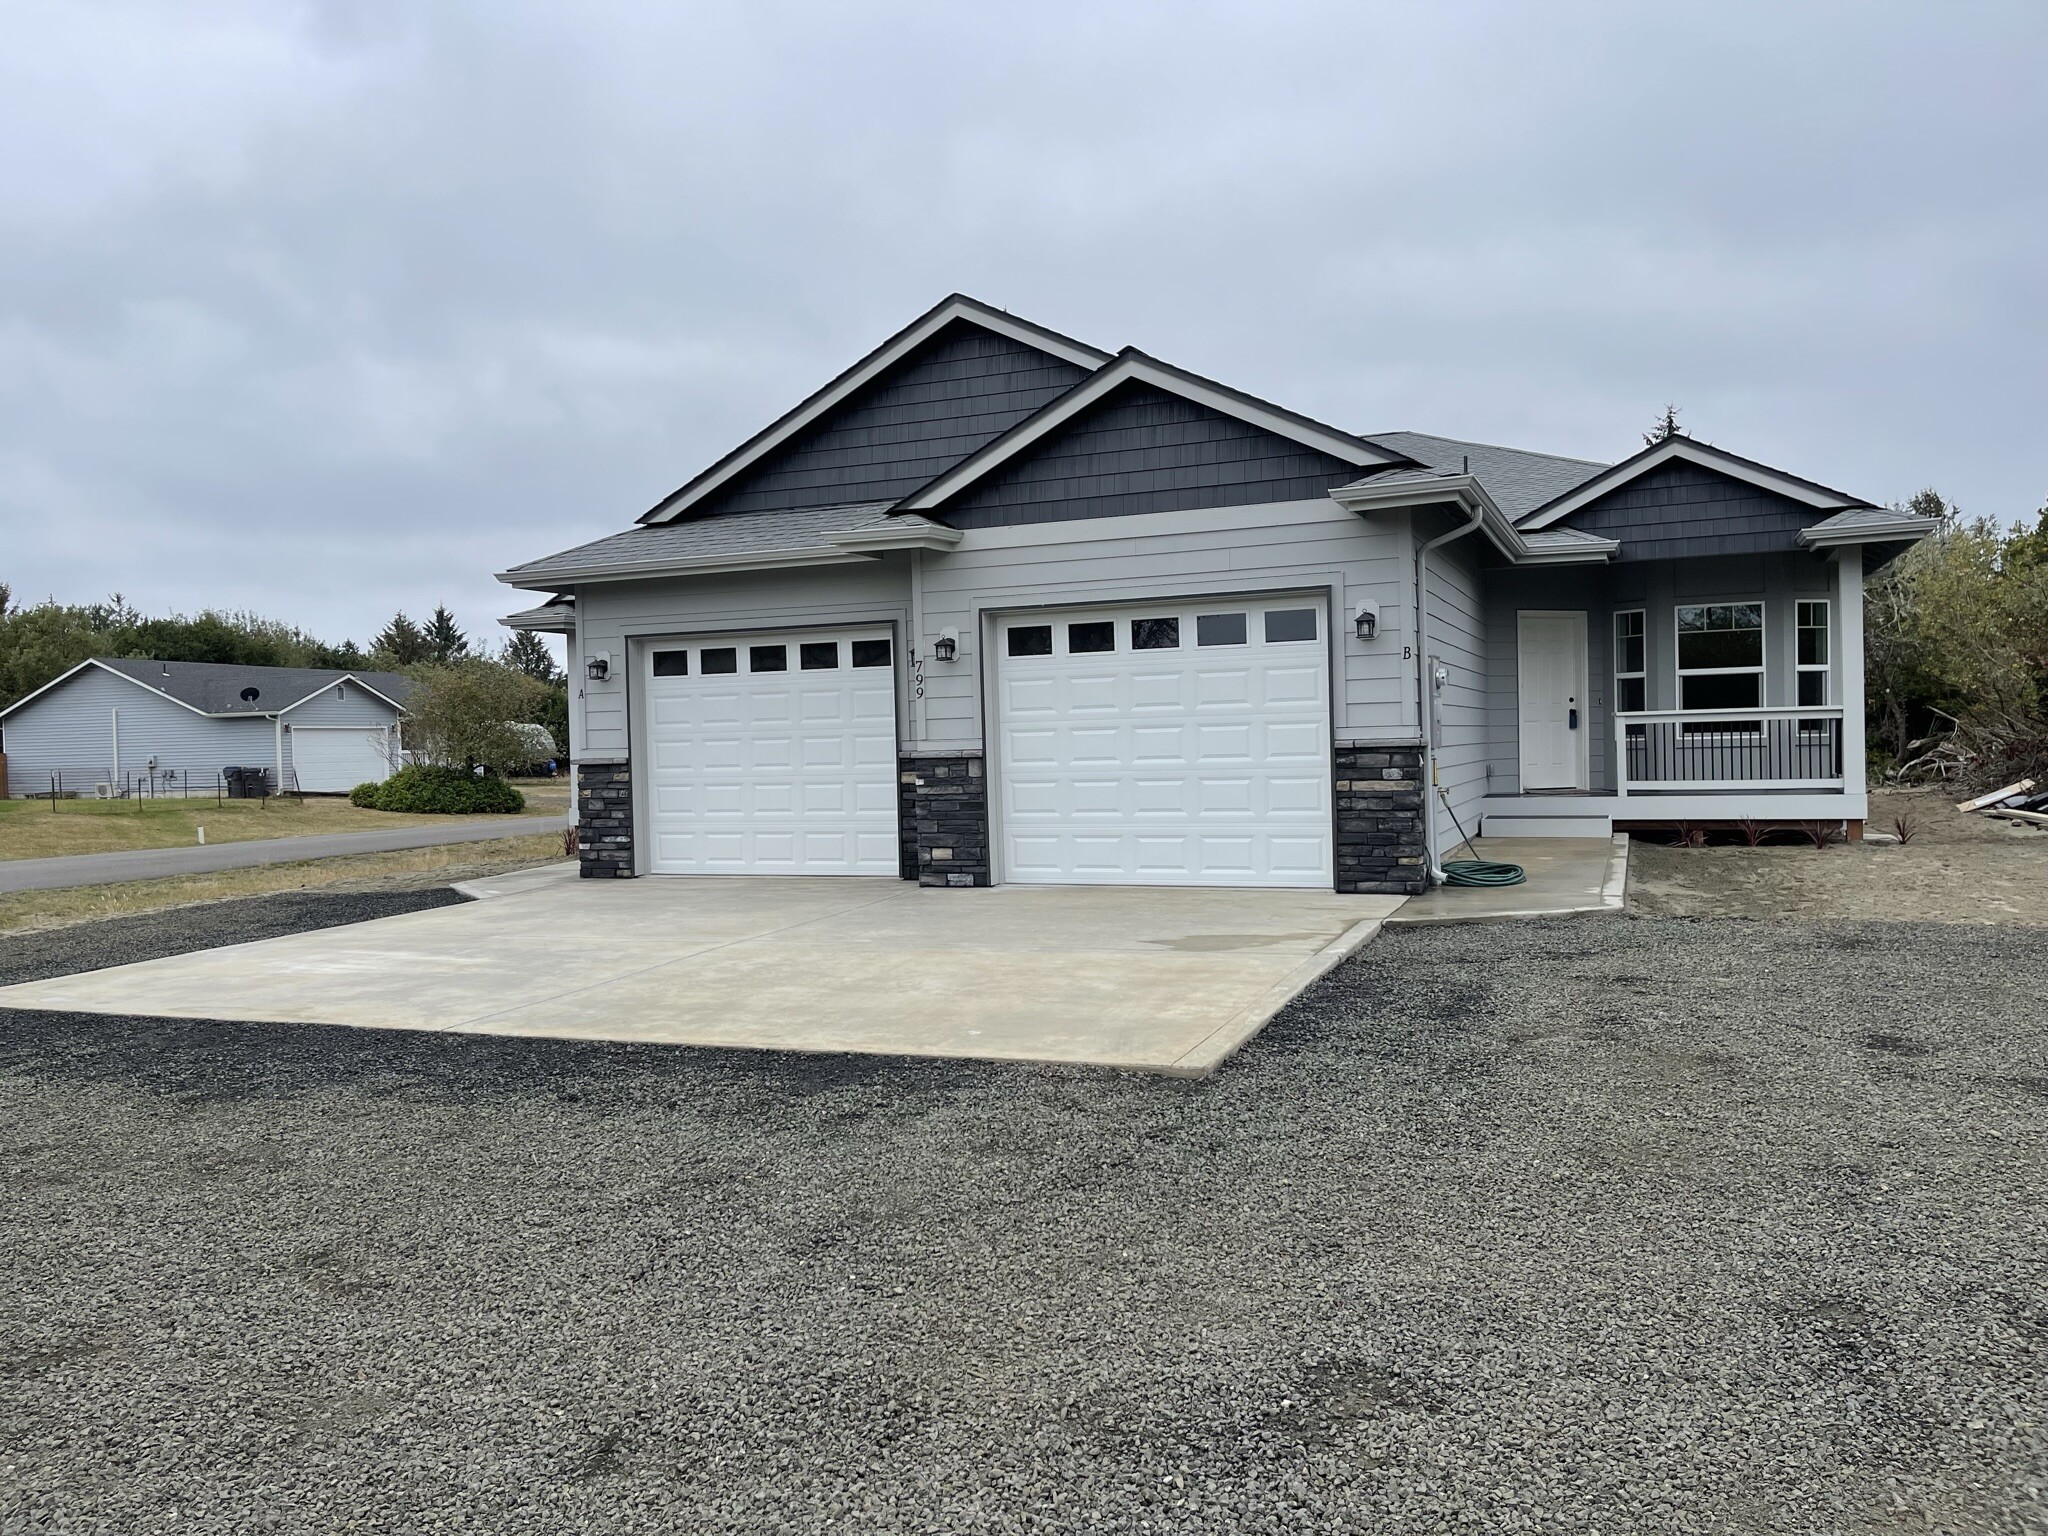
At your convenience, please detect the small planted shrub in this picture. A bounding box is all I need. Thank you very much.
[562,823,580,857]
[352,764,525,815]
[1801,819,1842,849]
[1737,817,1769,848]
[1893,813,1919,845]
[1670,820,1706,849]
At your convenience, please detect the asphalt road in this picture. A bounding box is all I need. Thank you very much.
[0,816,568,893]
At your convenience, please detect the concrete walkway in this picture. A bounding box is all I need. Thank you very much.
[1385,835,1629,925]
[0,816,569,894]
[0,876,1403,1076]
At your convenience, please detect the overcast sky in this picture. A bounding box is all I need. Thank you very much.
[4,1,2044,656]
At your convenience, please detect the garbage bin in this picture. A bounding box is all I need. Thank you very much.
[224,766,247,799]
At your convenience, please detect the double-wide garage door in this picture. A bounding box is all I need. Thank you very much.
[996,597,1332,887]
[644,629,900,875]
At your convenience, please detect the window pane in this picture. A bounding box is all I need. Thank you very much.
[749,645,787,673]
[1617,635,1644,675]
[1616,610,1644,639]
[1264,608,1318,643]
[1007,625,1053,658]
[1678,603,1762,633]
[1678,627,1762,671]
[1798,606,1828,666]
[1131,617,1179,650]
[1798,670,1827,706]
[1196,612,1247,646]
[798,642,838,670]
[1067,620,1114,654]
[701,647,737,675]
[1681,673,1761,710]
[1618,677,1646,712]
[651,650,688,677]
[850,638,891,668]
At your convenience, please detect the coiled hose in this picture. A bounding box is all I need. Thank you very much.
[1437,787,1526,887]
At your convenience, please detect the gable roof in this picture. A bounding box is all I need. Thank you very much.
[1,658,413,722]
[640,295,1112,526]
[894,349,1415,514]
[1517,436,1873,531]
[1362,431,1609,521]
[498,502,959,589]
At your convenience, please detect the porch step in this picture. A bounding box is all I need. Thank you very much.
[1481,813,1614,839]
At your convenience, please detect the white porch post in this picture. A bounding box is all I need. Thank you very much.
[565,629,584,763]
[1835,550,1866,819]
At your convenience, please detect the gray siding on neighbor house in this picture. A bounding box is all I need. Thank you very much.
[691,323,1091,518]
[1481,551,1839,795]
[2,666,279,796]
[1559,462,1829,562]
[937,383,1364,529]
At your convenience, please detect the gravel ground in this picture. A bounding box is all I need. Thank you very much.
[3,897,2046,1535]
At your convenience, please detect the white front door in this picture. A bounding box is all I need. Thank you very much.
[289,726,395,792]
[1518,611,1589,791]
[995,596,1332,888]
[643,630,899,875]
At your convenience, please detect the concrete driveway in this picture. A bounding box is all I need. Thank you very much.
[0,870,1403,1075]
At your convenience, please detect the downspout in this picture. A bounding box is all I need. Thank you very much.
[1415,493,1485,883]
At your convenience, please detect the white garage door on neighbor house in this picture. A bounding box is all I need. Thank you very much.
[995,597,1332,888]
[643,630,899,876]
[289,726,395,793]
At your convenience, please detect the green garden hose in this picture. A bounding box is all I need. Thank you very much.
[1437,788,1526,887]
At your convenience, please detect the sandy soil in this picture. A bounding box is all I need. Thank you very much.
[1627,787,2048,924]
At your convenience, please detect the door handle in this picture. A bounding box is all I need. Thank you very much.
[1568,706,1579,730]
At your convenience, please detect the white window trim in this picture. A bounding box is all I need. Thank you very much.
[1674,601,1767,716]
[1613,608,1647,719]
[1796,599,1830,708]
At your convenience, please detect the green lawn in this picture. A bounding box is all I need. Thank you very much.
[0,781,570,862]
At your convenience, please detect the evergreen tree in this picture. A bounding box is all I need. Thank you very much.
[1643,404,1684,446]
[371,612,432,666]
[425,604,469,664]
[500,630,562,685]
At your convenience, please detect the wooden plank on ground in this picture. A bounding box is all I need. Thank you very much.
[1958,779,2037,813]
[1985,808,2048,828]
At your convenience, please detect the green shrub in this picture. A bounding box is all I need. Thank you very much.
[351,764,524,815]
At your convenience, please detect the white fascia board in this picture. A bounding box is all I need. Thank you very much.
[1798,514,1939,548]
[277,675,409,716]
[899,355,1402,513]
[642,299,1111,526]
[500,548,878,590]
[1519,439,1862,531]
[0,658,217,722]
[1330,473,1528,561]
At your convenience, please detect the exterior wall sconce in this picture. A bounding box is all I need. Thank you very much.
[585,652,610,681]
[1352,602,1380,642]
[933,629,959,663]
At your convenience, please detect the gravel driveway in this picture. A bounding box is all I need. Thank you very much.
[3,899,2045,1534]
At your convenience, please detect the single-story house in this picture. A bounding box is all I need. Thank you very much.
[0,658,413,797]
[499,294,1938,894]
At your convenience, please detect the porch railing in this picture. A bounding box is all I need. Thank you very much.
[1616,707,1845,793]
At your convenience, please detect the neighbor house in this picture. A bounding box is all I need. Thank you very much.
[499,295,1936,894]
[0,659,412,797]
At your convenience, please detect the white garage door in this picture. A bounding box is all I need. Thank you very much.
[289,726,395,792]
[997,596,1332,887]
[643,629,899,876]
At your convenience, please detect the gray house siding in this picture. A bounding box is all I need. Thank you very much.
[1481,551,1837,795]
[2,666,278,796]
[937,383,1363,530]
[1557,462,1829,562]
[1419,523,1489,842]
[921,498,1420,749]
[692,323,1090,519]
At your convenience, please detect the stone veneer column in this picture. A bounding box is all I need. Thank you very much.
[898,752,990,887]
[1333,744,1428,895]
[576,760,634,878]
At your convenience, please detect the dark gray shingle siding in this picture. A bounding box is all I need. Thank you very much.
[1562,462,1826,563]
[693,323,1090,517]
[938,384,1361,529]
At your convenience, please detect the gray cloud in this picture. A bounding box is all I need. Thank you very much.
[3,0,2043,653]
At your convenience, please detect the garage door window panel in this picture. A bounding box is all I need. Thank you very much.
[1132,617,1179,650]
[1067,621,1115,654]
[800,642,839,670]
[1007,625,1053,658]
[702,648,738,674]
[652,650,689,677]
[1264,608,1318,643]
[1196,613,1247,646]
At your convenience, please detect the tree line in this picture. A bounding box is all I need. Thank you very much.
[0,588,570,758]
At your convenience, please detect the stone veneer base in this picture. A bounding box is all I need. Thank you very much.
[899,752,990,888]
[1334,743,1428,896]
[577,760,634,878]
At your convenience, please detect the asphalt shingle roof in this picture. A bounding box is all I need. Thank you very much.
[501,502,913,585]
[94,658,414,716]
[1363,431,1609,521]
